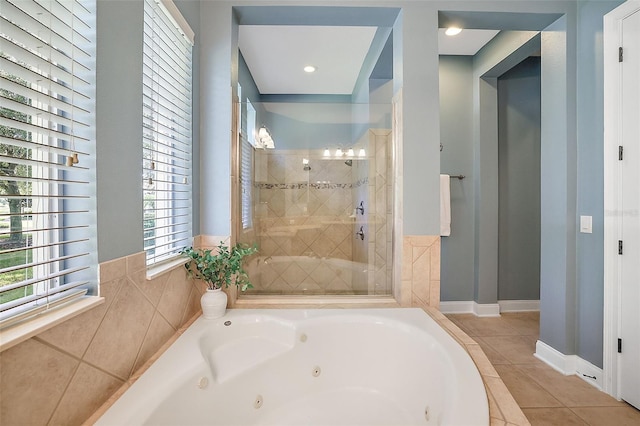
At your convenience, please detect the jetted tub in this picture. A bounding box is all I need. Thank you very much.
[96,309,488,425]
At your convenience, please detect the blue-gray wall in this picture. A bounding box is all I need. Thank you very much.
[439,56,475,302]
[96,0,143,262]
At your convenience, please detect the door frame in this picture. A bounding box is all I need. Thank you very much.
[603,0,640,400]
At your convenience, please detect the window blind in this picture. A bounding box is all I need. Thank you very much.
[240,99,254,230]
[0,0,97,327]
[240,137,253,230]
[142,0,193,267]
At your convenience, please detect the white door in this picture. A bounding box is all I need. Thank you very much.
[619,7,640,410]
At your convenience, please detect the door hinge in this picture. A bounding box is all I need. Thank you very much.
[619,47,624,62]
[619,145,624,160]
[618,338,622,353]
[619,240,623,255]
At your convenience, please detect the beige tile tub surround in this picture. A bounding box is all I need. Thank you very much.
[0,252,202,426]
[401,235,441,309]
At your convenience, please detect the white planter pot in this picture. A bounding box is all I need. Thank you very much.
[201,288,227,319]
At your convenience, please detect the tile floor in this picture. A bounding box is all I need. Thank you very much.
[446,312,640,426]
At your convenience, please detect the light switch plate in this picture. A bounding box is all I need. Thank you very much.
[580,215,592,234]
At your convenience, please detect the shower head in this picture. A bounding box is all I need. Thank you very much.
[344,159,353,167]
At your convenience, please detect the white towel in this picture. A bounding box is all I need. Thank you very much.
[440,174,451,237]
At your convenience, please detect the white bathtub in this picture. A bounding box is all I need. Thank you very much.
[96,309,488,426]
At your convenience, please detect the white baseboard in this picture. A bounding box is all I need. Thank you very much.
[535,340,603,390]
[498,300,540,312]
[474,302,500,317]
[576,357,604,391]
[439,301,475,314]
[439,301,500,317]
[535,340,575,375]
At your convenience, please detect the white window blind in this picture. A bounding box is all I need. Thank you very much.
[143,0,193,267]
[0,0,97,327]
[240,100,254,230]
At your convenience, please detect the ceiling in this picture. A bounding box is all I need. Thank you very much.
[239,26,500,96]
[239,25,377,95]
[437,28,500,56]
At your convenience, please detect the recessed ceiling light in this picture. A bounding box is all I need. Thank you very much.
[303,65,317,73]
[445,27,463,36]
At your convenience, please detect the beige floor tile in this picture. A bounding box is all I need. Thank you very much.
[518,364,625,407]
[450,315,522,337]
[480,335,538,365]
[447,312,635,426]
[571,404,640,426]
[522,407,587,425]
[474,337,511,365]
[500,312,540,337]
[495,364,563,408]
[445,314,482,336]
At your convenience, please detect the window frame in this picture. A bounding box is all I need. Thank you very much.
[142,0,194,270]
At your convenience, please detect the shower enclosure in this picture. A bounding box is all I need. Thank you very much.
[235,100,395,296]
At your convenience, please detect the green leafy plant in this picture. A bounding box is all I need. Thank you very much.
[181,242,258,291]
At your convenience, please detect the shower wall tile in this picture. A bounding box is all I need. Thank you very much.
[254,149,356,292]
[0,251,200,426]
[402,235,441,310]
[249,133,394,295]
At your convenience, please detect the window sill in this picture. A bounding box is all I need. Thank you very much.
[0,296,104,353]
[146,256,186,281]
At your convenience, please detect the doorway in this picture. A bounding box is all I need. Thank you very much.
[497,56,542,306]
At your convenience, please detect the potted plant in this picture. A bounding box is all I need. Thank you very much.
[181,242,258,319]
